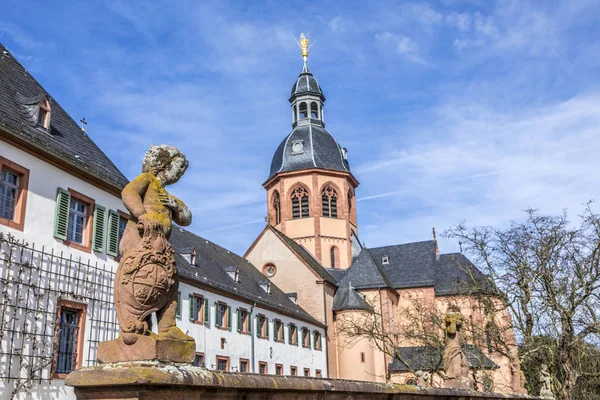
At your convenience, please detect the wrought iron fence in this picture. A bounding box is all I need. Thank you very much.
[0,232,118,388]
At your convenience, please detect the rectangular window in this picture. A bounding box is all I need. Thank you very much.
[193,353,204,367]
[360,352,365,363]
[216,302,227,329]
[259,361,268,374]
[216,356,229,372]
[274,319,283,342]
[316,369,322,378]
[239,358,249,373]
[237,308,248,334]
[55,188,95,253]
[68,199,87,244]
[289,324,298,346]
[275,364,283,376]
[0,157,29,231]
[54,300,86,377]
[304,368,310,377]
[302,327,310,348]
[290,366,297,376]
[258,314,268,339]
[314,331,322,351]
[190,294,204,324]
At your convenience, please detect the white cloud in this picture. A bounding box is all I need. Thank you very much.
[446,12,471,32]
[328,16,346,33]
[375,32,427,64]
[407,3,443,33]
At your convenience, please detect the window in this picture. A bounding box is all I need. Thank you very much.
[289,324,298,346]
[316,370,322,378]
[0,157,29,231]
[272,191,281,224]
[299,102,307,118]
[215,302,231,330]
[314,331,322,351]
[193,353,205,367]
[237,308,249,334]
[330,246,338,269]
[54,299,86,377]
[263,263,277,278]
[221,337,226,349]
[239,358,249,373]
[321,185,337,218]
[216,356,230,372]
[292,105,297,122]
[360,352,365,363]
[276,364,283,375]
[257,314,268,339]
[302,327,310,348]
[176,291,181,319]
[54,188,98,253]
[310,102,318,118]
[259,361,268,374]
[304,368,310,377]
[189,294,206,324]
[290,366,298,376]
[36,97,51,129]
[348,190,353,215]
[291,186,309,219]
[274,319,283,342]
[382,256,389,265]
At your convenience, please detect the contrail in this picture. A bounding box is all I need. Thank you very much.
[199,219,265,234]
[357,169,506,202]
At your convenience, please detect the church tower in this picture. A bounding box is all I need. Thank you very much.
[264,34,360,269]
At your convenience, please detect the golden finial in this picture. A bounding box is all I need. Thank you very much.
[298,33,310,62]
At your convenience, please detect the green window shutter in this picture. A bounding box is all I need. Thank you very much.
[92,205,106,252]
[106,210,120,256]
[266,318,270,339]
[188,295,194,321]
[204,298,210,326]
[247,312,252,335]
[176,291,181,319]
[53,188,71,240]
[227,306,232,331]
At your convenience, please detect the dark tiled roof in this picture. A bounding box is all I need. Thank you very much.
[0,43,128,189]
[388,345,498,372]
[325,267,347,282]
[290,63,324,101]
[170,228,323,327]
[338,248,393,290]
[435,253,496,296]
[268,124,351,180]
[270,228,337,285]
[368,241,438,289]
[332,285,371,311]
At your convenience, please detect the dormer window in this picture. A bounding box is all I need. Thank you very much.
[224,266,239,282]
[382,256,389,265]
[37,98,51,129]
[260,280,271,294]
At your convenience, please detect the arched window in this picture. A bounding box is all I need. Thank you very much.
[310,102,318,118]
[322,186,337,218]
[299,102,307,119]
[348,190,353,215]
[291,187,309,219]
[273,191,281,225]
[330,246,338,268]
[292,105,297,122]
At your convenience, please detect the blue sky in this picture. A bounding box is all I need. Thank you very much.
[2,0,600,255]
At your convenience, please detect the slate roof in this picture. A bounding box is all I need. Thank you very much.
[270,227,337,285]
[388,345,498,372]
[325,267,347,282]
[290,63,324,101]
[332,285,371,311]
[338,240,493,297]
[268,124,351,180]
[170,227,323,327]
[0,43,128,189]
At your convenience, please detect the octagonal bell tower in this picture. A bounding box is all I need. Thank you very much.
[263,34,360,269]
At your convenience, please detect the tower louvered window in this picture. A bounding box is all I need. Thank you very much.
[291,187,309,219]
[273,191,281,224]
[321,186,337,218]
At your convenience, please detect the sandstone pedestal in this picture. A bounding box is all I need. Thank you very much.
[97,335,195,364]
[444,378,474,390]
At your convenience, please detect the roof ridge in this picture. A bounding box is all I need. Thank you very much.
[370,240,436,250]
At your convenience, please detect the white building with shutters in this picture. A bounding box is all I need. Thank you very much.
[0,42,327,400]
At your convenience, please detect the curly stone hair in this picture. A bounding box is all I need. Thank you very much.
[141,144,188,184]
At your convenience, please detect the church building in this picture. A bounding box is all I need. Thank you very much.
[245,36,525,394]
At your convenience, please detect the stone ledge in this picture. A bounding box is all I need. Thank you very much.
[66,362,538,400]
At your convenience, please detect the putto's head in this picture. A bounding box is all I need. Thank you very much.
[142,145,188,185]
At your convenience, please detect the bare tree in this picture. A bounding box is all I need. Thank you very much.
[445,205,600,400]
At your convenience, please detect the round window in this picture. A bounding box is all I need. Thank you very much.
[263,264,277,277]
[292,141,304,153]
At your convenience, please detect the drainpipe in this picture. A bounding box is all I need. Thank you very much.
[250,302,257,373]
[378,287,387,381]
[322,282,329,378]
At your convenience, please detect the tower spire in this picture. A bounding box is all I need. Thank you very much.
[298,33,310,63]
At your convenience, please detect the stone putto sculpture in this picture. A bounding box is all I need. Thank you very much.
[442,311,472,389]
[98,145,195,363]
[539,364,554,398]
